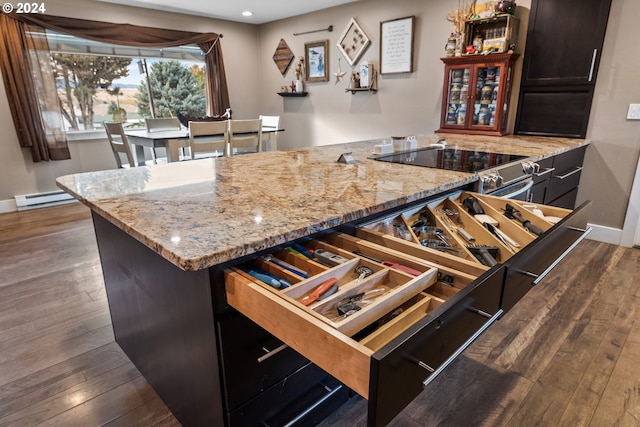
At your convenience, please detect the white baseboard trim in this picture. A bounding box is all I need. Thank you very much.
[0,198,17,214]
[586,223,623,246]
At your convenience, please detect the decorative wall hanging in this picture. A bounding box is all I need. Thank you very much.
[305,40,329,82]
[272,39,295,76]
[380,16,415,74]
[293,25,333,36]
[333,58,346,84]
[337,18,371,66]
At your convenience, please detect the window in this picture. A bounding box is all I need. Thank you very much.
[45,31,207,131]
[0,12,229,162]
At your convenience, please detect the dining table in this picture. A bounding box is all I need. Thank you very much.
[125,126,282,165]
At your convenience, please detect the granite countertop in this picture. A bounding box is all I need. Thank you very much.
[56,133,589,271]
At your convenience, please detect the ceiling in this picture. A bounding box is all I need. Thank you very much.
[97,0,359,24]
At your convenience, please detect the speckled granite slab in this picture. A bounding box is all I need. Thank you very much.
[56,134,588,271]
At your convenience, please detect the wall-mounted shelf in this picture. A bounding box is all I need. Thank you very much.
[277,92,308,97]
[345,87,377,94]
[346,68,377,94]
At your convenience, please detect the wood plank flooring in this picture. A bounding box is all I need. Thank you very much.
[1,203,639,426]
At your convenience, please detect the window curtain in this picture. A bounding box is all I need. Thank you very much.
[0,13,230,162]
[0,14,70,161]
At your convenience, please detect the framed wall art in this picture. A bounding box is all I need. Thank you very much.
[380,16,415,74]
[272,39,295,76]
[337,18,371,66]
[305,40,329,82]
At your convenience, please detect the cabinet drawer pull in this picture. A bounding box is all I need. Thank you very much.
[276,384,344,427]
[534,167,555,177]
[420,308,503,388]
[257,343,288,363]
[588,49,597,82]
[417,360,435,373]
[518,226,592,286]
[552,166,583,180]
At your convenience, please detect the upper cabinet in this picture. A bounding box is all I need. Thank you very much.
[438,53,519,136]
[514,0,613,138]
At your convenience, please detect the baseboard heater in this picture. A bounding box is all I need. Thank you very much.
[14,190,76,211]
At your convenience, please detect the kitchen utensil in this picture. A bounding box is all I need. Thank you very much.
[300,278,339,305]
[352,251,422,276]
[314,249,350,267]
[244,268,292,289]
[466,244,499,267]
[483,222,517,253]
[437,210,475,242]
[261,254,309,278]
[504,203,543,236]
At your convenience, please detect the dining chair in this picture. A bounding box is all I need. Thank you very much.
[188,120,229,159]
[145,117,183,162]
[229,119,262,155]
[259,115,280,151]
[145,117,182,132]
[103,122,136,168]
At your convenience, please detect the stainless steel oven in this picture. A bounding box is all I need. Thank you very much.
[370,145,538,201]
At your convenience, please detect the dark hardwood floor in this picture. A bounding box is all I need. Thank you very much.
[1,203,638,426]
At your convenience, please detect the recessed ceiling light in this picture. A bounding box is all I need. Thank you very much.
[242,11,253,17]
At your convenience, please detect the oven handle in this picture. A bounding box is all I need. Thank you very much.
[496,178,534,199]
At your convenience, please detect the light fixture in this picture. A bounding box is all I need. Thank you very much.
[242,10,253,17]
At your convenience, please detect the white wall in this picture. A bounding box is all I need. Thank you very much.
[256,0,530,149]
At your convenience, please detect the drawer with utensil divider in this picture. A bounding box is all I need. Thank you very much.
[358,194,517,268]
[509,201,572,227]
[224,190,591,426]
[434,196,519,264]
[233,238,438,337]
[224,231,505,427]
[461,192,549,240]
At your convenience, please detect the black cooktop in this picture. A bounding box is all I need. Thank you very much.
[371,147,527,173]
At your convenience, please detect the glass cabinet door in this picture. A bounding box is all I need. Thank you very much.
[444,66,472,128]
[471,64,502,129]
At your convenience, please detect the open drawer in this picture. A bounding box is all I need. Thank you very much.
[224,192,591,426]
[225,235,505,426]
[458,192,592,311]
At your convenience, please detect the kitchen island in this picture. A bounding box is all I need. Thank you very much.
[56,133,590,426]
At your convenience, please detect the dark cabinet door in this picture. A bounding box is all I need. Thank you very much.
[520,0,612,86]
[515,0,612,138]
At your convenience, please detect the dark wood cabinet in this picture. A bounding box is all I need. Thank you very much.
[438,53,519,136]
[515,0,612,138]
[528,146,587,209]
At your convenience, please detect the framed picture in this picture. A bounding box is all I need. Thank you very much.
[474,0,497,18]
[380,16,415,74]
[305,40,329,82]
[337,18,371,66]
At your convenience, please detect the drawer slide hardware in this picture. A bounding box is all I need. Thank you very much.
[517,226,592,286]
[418,308,504,388]
[257,343,289,363]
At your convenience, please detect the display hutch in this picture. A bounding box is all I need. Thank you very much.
[438,53,519,136]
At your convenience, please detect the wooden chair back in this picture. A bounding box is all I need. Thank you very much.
[188,120,229,159]
[259,115,279,151]
[103,122,136,168]
[229,119,262,155]
[145,117,181,132]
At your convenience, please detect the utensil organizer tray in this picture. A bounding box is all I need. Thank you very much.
[224,191,591,427]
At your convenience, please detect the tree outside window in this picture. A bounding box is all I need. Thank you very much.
[49,36,207,131]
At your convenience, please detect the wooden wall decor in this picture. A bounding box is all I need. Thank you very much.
[273,39,295,76]
[337,18,371,66]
